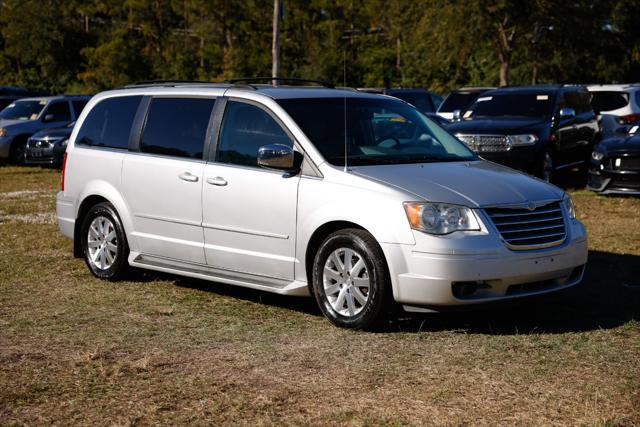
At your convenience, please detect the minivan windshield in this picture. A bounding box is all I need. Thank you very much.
[469,93,554,118]
[277,97,476,167]
[0,100,46,120]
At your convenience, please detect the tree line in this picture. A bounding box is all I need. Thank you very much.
[0,0,638,95]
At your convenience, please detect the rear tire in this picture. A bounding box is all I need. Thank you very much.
[80,202,130,280]
[312,228,392,330]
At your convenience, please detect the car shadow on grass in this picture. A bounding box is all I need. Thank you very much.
[135,249,639,335]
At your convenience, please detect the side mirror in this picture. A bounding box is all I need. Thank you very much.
[452,109,462,121]
[559,107,576,119]
[43,114,55,122]
[257,144,300,173]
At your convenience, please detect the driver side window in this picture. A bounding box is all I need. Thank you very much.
[216,101,293,168]
[43,101,71,122]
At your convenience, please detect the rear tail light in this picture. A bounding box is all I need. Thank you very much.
[61,153,67,191]
[617,113,640,124]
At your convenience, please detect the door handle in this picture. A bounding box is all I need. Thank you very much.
[207,176,228,186]
[178,172,199,182]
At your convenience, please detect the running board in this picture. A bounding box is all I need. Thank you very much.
[129,253,310,296]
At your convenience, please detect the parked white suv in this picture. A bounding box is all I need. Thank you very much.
[56,81,588,329]
[587,84,640,138]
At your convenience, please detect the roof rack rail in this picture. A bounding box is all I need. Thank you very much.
[224,77,335,88]
[123,80,225,88]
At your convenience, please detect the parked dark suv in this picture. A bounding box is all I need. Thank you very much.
[437,87,495,121]
[447,85,598,181]
[357,88,442,114]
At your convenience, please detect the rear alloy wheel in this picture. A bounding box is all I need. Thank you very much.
[81,202,130,280]
[312,229,391,329]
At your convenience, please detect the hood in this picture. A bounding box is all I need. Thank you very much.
[31,126,72,140]
[448,117,548,135]
[351,160,564,207]
[598,135,640,154]
[0,119,39,133]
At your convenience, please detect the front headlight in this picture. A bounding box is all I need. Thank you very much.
[591,151,604,161]
[0,128,7,137]
[508,134,538,147]
[563,194,576,219]
[404,202,481,235]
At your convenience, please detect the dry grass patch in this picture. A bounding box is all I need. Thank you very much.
[1,165,639,425]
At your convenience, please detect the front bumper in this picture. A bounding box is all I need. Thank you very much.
[588,168,640,195]
[382,216,588,308]
[25,139,65,166]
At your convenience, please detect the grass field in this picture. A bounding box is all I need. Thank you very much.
[1,165,639,426]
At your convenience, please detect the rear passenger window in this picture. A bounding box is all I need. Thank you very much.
[76,96,142,149]
[140,97,215,159]
[217,101,293,167]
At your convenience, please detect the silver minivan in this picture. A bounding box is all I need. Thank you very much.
[56,81,588,329]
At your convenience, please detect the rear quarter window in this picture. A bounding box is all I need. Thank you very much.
[590,91,629,113]
[76,96,142,149]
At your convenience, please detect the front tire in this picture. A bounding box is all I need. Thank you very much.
[312,229,391,330]
[9,138,26,165]
[80,202,130,280]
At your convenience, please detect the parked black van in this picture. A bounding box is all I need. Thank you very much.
[447,85,598,181]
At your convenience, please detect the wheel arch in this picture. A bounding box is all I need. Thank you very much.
[73,183,134,258]
[304,220,372,293]
[73,194,110,257]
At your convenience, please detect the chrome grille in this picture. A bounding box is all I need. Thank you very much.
[455,134,510,153]
[619,156,640,171]
[484,201,566,250]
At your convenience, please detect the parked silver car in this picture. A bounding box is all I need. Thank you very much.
[56,81,588,329]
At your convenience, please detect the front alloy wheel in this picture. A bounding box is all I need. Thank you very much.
[323,248,371,317]
[312,228,391,329]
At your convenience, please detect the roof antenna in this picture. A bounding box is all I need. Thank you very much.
[343,50,348,173]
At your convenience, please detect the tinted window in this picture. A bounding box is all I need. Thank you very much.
[439,92,481,113]
[44,101,71,122]
[278,97,475,167]
[72,100,88,117]
[217,102,293,167]
[140,98,215,159]
[590,91,629,113]
[430,93,443,110]
[562,91,592,114]
[389,91,434,113]
[470,93,554,118]
[76,96,142,149]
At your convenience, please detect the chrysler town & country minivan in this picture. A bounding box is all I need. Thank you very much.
[56,81,588,329]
